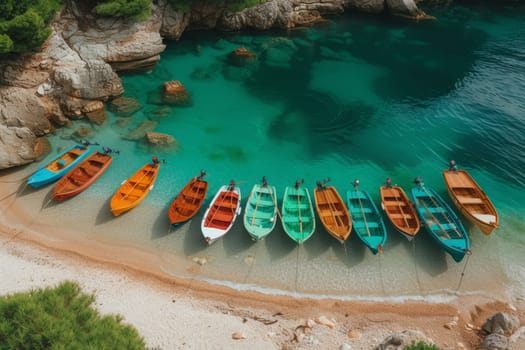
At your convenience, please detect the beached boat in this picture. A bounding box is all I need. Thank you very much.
[443,161,499,235]
[379,178,420,240]
[201,181,242,245]
[411,177,470,263]
[243,177,278,241]
[347,180,387,254]
[27,144,92,188]
[53,151,113,201]
[313,180,351,244]
[110,162,160,216]
[281,180,316,244]
[167,170,209,226]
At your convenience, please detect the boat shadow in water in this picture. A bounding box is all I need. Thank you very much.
[39,189,59,211]
[223,223,256,256]
[331,234,367,268]
[264,226,300,261]
[182,214,209,255]
[94,196,115,225]
[150,202,173,240]
[410,232,449,277]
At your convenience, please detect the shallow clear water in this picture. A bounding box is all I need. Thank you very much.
[27,3,525,298]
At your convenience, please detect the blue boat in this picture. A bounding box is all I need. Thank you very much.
[28,144,93,188]
[346,180,387,254]
[411,177,470,263]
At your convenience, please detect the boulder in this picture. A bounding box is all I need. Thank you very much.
[385,0,425,18]
[159,0,191,40]
[123,120,158,140]
[86,109,107,125]
[163,81,191,105]
[218,0,293,31]
[34,137,52,160]
[343,0,384,14]
[145,131,177,145]
[108,97,143,117]
[480,334,509,350]
[0,87,52,136]
[483,312,520,336]
[0,125,37,169]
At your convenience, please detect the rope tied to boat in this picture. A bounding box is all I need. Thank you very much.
[456,249,472,292]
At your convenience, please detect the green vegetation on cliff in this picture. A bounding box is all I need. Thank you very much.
[93,0,151,21]
[0,281,146,349]
[166,0,264,12]
[0,0,63,55]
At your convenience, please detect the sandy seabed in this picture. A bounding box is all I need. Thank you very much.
[1,167,524,349]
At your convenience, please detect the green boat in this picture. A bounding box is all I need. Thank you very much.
[243,177,278,241]
[281,180,316,244]
[347,179,387,255]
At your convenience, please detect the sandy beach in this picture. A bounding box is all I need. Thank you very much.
[1,168,524,349]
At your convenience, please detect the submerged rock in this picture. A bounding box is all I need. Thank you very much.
[163,81,191,106]
[109,97,143,117]
[123,121,158,140]
[145,131,177,145]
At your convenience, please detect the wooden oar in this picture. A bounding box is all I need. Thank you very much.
[353,180,371,237]
[251,187,262,226]
[418,183,460,238]
[297,189,303,234]
[417,196,451,240]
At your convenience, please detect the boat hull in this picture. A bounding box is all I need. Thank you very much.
[53,152,113,201]
[281,186,316,244]
[168,177,208,225]
[243,184,278,241]
[412,185,470,263]
[443,169,498,235]
[347,189,387,254]
[379,185,420,240]
[314,186,351,244]
[201,186,241,244]
[28,145,92,188]
[110,163,160,216]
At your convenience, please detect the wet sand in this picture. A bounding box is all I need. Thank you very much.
[0,167,523,349]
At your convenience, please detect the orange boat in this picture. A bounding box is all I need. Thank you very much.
[313,181,351,244]
[167,170,208,225]
[443,161,499,235]
[53,151,113,201]
[110,162,160,216]
[380,179,420,240]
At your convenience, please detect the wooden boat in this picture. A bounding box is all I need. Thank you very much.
[347,180,387,254]
[243,177,278,241]
[443,160,498,235]
[201,181,242,245]
[167,170,209,226]
[411,177,470,263]
[27,144,92,188]
[53,151,113,201]
[379,178,420,240]
[281,180,316,244]
[110,162,160,216]
[313,180,351,244]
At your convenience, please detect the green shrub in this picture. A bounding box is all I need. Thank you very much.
[404,341,441,350]
[0,0,63,56]
[0,281,146,349]
[94,0,151,21]
[165,0,264,13]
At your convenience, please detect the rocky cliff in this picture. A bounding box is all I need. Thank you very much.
[0,0,425,170]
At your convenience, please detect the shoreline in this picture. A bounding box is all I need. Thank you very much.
[0,169,522,348]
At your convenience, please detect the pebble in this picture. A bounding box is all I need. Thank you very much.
[316,315,336,329]
[232,331,246,340]
[347,329,361,339]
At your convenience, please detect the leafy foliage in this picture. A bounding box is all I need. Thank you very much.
[165,0,264,12]
[0,281,146,350]
[0,0,63,55]
[404,341,441,350]
[94,0,151,21]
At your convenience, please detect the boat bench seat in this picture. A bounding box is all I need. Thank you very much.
[457,196,483,204]
[386,201,407,206]
[217,201,238,209]
[211,213,233,222]
[283,216,311,224]
[354,222,379,229]
[388,213,413,220]
[322,211,345,217]
[285,204,309,210]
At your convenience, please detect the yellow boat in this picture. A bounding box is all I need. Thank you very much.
[110,162,160,216]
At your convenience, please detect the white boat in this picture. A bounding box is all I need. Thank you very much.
[201,181,242,245]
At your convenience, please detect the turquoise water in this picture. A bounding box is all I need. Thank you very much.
[33,3,525,297]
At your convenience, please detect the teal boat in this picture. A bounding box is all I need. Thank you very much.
[346,180,387,254]
[281,180,316,244]
[243,177,278,241]
[411,177,470,263]
[28,144,92,188]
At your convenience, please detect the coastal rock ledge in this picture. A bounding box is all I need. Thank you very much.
[0,0,425,170]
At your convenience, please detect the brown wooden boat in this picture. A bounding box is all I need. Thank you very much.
[110,162,160,216]
[53,151,113,201]
[443,161,498,235]
[379,179,420,240]
[167,170,208,225]
[313,181,351,244]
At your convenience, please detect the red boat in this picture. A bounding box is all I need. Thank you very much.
[53,152,113,201]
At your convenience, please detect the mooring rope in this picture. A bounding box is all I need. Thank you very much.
[456,249,472,292]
